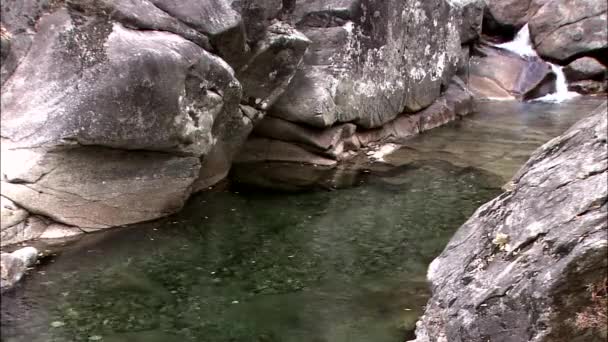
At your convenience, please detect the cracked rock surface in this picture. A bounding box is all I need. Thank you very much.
[412,101,608,342]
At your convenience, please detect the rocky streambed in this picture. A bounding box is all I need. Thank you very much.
[1,98,603,342]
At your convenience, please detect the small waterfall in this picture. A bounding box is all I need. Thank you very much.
[496,24,537,57]
[494,24,579,103]
[535,64,579,102]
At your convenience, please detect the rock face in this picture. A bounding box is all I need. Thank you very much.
[413,102,608,342]
[468,45,555,100]
[1,0,483,242]
[0,0,308,238]
[234,0,483,174]
[528,0,607,62]
[270,0,462,129]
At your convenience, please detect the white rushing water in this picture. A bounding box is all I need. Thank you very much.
[495,24,579,103]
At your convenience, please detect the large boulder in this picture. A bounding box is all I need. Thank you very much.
[468,45,556,100]
[528,0,607,62]
[413,101,608,342]
[564,57,607,82]
[0,7,243,231]
[269,0,462,129]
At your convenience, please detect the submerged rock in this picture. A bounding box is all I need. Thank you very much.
[412,101,608,342]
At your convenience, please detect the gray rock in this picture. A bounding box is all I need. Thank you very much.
[0,0,52,85]
[1,9,242,157]
[270,0,462,129]
[1,195,28,230]
[564,57,607,82]
[529,0,608,62]
[356,78,474,146]
[450,0,485,44]
[1,247,38,292]
[412,101,608,342]
[253,116,356,157]
[237,21,311,110]
[2,147,201,230]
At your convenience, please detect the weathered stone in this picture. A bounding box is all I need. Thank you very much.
[237,22,310,110]
[100,0,212,49]
[0,0,52,85]
[270,0,462,129]
[450,0,484,44]
[1,247,38,292]
[253,116,356,156]
[1,196,28,231]
[1,215,48,247]
[564,57,607,82]
[413,102,608,342]
[356,78,474,146]
[468,45,555,100]
[1,10,242,157]
[529,0,608,62]
[1,147,201,230]
[234,138,338,166]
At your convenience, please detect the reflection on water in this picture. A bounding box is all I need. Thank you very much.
[385,98,605,181]
[1,97,602,342]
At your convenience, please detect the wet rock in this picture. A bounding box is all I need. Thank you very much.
[468,45,555,100]
[234,138,338,166]
[412,101,608,342]
[357,78,474,146]
[528,0,607,62]
[564,57,607,82]
[252,116,356,158]
[1,247,38,292]
[568,80,608,95]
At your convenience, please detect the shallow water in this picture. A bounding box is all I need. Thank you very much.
[1,98,603,342]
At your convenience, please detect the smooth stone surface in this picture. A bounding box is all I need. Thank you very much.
[564,57,607,82]
[468,45,555,100]
[529,0,608,62]
[2,147,201,230]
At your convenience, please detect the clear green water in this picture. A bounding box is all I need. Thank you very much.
[1,98,603,342]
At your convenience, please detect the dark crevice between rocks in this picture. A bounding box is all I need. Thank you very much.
[481,11,518,43]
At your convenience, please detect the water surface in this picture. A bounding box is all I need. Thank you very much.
[1,98,602,342]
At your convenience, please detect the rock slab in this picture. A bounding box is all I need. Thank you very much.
[413,101,608,342]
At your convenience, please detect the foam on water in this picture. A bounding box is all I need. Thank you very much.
[495,24,579,103]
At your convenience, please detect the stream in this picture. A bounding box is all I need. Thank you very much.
[1,97,603,342]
